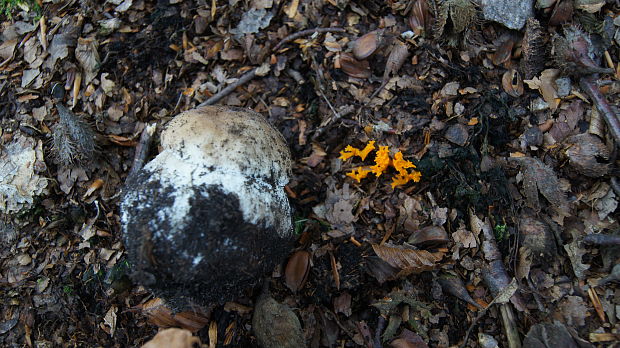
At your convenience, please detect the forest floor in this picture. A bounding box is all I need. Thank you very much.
[1,0,620,347]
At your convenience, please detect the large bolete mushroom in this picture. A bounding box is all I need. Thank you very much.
[121,106,294,310]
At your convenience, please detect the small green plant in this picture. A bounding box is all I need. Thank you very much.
[494,223,508,241]
[1,0,41,19]
[294,218,308,235]
[63,285,74,295]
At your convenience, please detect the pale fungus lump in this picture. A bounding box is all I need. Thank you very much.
[120,106,294,310]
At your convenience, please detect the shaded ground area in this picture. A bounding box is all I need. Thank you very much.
[1,0,620,347]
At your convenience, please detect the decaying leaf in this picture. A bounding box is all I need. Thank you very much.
[312,182,359,234]
[564,240,590,279]
[523,322,594,348]
[451,223,477,248]
[136,298,209,333]
[524,69,560,110]
[511,157,569,215]
[372,243,443,278]
[549,101,584,142]
[284,250,311,292]
[390,329,429,348]
[352,30,382,60]
[0,135,48,214]
[75,37,100,86]
[519,216,557,262]
[333,292,352,317]
[408,226,450,249]
[142,328,201,348]
[563,133,610,177]
[339,52,371,79]
[558,295,589,326]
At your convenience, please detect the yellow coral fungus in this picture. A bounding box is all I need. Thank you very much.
[392,151,416,174]
[346,167,371,182]
[340,140,422,188]
[339,145,358,161]
[358,141,376,160]
[371,146,390,177]
[391,171,422,189]
[339,141,376,161]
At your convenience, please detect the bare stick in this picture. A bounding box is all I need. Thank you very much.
[580,76,620,145]
[127,123,157,180]
[198,68,257,107]
[198,27,345,107]
[273,27,346,52]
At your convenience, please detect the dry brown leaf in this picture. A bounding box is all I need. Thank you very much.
[407,226,449,249]
[372,243,443,278]
[502,69,524,97]
[563,133,610,177]
[284,250,311,292]
[339,52,371,79]
[408,0,430,36]
[384,40,410,81]
[137,298,209,333]
[333,292,352,317]
[492,36,515,66]
[549,101,584,142]
[142,328,201,348]
[353,31,381,60]
[75,37,100,86]
[524,69,560,110]
[511,157,569,215]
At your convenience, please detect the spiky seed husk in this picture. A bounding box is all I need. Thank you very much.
[52,105,96,166]
[521,18,546,80]
[448,0,476,34]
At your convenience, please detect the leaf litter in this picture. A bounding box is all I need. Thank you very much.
[1,0,619,347]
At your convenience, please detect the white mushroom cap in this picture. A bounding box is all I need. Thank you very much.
[120,106,294,308]
[160,105,292,186]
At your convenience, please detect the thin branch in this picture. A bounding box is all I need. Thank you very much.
[127,123,157,180]
[580,76,620,145]
[273,27,346,52]
[197,27,345,107]
[197,68,257,107]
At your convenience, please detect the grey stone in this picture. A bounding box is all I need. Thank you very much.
[481,0,534,30]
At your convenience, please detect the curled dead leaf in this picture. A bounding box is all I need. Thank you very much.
[563,133,610,177]
[136,298,209,333]
[408,0,430,36]
[339,52,371,79]
[502,69,524,97]
[492,37,515,66]
[353,31,381,60]
[284,250,311,292]
[372,243,443,278]
[142,328,201,348]
[384,40,410,80]
[407,226,450,249]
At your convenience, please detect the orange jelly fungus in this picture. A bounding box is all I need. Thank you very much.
[340,141,422,188]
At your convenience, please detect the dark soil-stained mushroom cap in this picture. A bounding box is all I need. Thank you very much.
[121,106,294,310]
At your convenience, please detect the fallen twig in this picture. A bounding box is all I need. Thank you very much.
[198,27,345,106]
[273,27,346,52]
[198,68,257,107]
[580,76,620,145]
[127,123,157,180]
